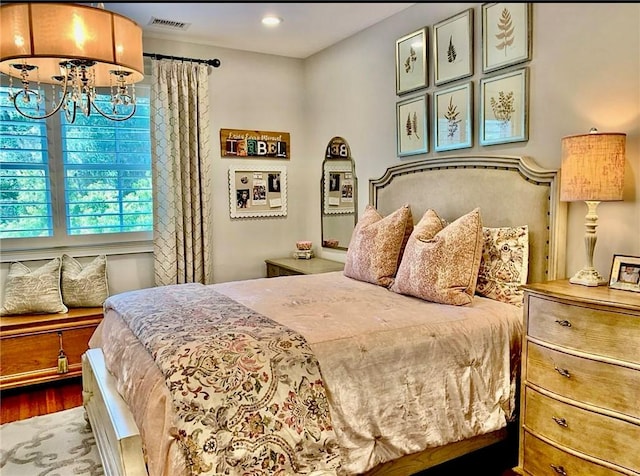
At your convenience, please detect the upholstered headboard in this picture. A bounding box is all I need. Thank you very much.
[370,155,567,284]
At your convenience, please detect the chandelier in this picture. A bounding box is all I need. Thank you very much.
[0,3,144,123]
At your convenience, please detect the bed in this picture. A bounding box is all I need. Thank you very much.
[82,155,566,476]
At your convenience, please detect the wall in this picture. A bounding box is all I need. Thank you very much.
[2,3,638,298]
[307,2,640,279]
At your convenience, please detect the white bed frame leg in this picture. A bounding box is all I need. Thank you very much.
[82,348,148,476]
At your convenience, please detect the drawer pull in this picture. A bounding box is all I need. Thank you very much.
[554,366,571,378]
[550,464,567,476]
[552,416,568,427]
[554,319,572,327]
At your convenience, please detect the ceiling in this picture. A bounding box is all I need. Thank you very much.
[104,3,415,59]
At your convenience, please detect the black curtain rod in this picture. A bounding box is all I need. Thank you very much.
[144,52,221,68]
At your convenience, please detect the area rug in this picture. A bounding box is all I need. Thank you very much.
[0,406,104,475]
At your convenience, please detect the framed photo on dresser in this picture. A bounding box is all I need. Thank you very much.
[609,254,640,292]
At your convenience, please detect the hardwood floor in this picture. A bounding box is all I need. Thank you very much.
[0,377,83,424]
[0,377,518,476]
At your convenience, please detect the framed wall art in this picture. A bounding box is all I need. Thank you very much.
[433,8,474,86]
[480,67,529,146]
[609,254,640,293]
[229,165,287,218]
[395,27,428,95]
[434,81,473,152]
[396,94,428,157]
[482,2,532,73]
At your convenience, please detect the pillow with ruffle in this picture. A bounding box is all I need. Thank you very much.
[0,257,68,316]
[61,254,109,307]
[344,204,413,287]
[476,225,529,307]
[391,208,483,306]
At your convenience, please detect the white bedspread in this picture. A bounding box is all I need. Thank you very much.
[91,271,522,475]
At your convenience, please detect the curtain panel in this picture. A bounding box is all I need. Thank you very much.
[150,59,213,286]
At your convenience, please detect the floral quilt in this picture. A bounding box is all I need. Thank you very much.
[104,283,341,475]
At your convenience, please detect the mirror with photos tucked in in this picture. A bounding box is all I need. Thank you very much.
[321,137,357,251]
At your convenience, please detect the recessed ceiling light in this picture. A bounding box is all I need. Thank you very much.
[261,15,282,27]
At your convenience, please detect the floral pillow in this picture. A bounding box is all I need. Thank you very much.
[391,208,483,306]
[344,204,413,287]
[61,254,109,307]
[0,258,68,316]
[476,226,529,307]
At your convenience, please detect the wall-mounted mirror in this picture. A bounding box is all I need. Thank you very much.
[321,137,357,251]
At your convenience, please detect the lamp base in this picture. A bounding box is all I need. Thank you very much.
[569,267,607,287]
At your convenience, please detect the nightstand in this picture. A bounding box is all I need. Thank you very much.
[516,280,640,476]
[265,257,344,277]
[0,308,104,390]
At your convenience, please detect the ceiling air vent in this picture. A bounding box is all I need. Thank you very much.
[148,17,191,31]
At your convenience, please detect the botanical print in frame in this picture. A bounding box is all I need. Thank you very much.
[609,254,640,293]
[396,94,428,157]
[482,3,532,73]
[229,165,287,218]
[396,27,428,95]
[433,8,474,86]
[434,81,473,152]
[480,67,529,146]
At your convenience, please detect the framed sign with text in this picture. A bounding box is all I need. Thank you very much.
[220,129,290,159]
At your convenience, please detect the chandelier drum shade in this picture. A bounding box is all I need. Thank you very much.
[0,2,144,122]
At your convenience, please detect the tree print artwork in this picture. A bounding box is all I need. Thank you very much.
[444,96,461,138]
[406,112,420,140]
[404,46,417,73]
[447,36,457,63]
[490,90,515,135]
[495,7,515,56]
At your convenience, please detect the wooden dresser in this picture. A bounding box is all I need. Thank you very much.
[265,257,344,277]
[516,280,640,476]
[0,308,103,390]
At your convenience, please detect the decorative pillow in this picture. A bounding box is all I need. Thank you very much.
[476,226,529,307]
[344,204,413,287]
[61,254,109,307]
[0,258,68,316]
[391,208,483,306]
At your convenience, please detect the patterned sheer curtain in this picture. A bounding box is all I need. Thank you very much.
[150,59,213,285]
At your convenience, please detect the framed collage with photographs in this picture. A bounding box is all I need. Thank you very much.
[480,67,529,146]
[396,94,428,157]
[609,254,640,293]
[482,3,532,73]
[395,27,428,95]
[433,8,474,86]
[229,165,287,218]
[434,81,473,151]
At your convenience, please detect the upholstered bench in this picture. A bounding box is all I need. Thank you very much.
[0,307,103,390]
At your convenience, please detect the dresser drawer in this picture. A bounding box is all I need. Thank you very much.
[527,295,640,365]
[523,432,628,476]
[524,387,640,472]
[526,342,640,420]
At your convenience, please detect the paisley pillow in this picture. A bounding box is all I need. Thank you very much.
[344,204,413,287]
[0,258,68,316]
[476,226,529,306]
[391,208,483,306]
[61,254,109,307]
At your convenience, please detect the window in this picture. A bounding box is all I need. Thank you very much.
[0,83,153,256]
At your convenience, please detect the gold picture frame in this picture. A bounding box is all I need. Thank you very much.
[482,2,532,74]
[396,94,428,157]
[433,8,474,86]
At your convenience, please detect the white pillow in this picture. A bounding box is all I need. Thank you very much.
[0,258,68,315]
[61,254,109,307]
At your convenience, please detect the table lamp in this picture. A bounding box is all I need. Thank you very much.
[560,129,626,286]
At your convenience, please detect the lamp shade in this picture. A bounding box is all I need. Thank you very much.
[0,3,144,86]
[560,132,626,202]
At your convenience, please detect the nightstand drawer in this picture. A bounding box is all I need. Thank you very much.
[523,432,628,476]
[527,295,640,365]
[526,342,640,420]
[524,387,640,472]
